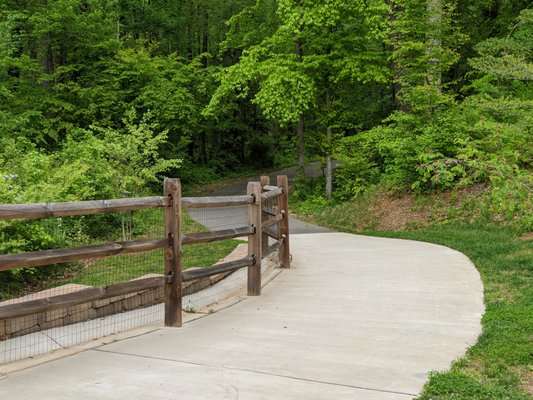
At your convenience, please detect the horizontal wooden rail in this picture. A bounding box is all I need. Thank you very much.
[262,213,283,232]
[266,230,281,240]
[0,276,166,319]
[263,239,282,258]
[263,185,278,191]
[0,197,169,220]
[183,227,253,245]
[0,238,167,272]
[182,256,254,282]
[261,187,283,202]
[262,208,278,217]
[181,195,253,209]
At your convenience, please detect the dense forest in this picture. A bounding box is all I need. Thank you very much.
[1,0,532,239]
[1,1,532,397]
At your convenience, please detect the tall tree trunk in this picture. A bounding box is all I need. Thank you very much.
[325,90,332,199]
[426,0,442,91]
[201,10,209,67]
[297,114,305,180]
[42,15,55,90]
[387,0,408,111]
[295,38,305,180]
[198,132,207,165]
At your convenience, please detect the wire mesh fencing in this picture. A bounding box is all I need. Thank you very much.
[182,206,250,312]
[1,177,288,366]
[0,208,165,364]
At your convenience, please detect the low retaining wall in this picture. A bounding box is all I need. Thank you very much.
[0,244,248,341]
[0,272,234,341]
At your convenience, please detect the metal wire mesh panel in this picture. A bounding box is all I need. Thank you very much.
[0,209,165,364]
[181,206,249,312]
[263,192,281,247]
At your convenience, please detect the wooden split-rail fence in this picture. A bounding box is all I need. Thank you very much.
[0,176,290,329]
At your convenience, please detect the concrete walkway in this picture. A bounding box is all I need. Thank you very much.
[0,232,484,399]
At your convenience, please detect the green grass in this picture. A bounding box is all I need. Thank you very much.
[60,239,243,288]
[48,208,244,288]
[295,200,533,399]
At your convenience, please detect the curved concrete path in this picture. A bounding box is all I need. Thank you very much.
[0,232,484,399]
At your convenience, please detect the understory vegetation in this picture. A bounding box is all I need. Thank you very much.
[1,1,531,244]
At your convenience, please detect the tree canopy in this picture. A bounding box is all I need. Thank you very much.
[0,0,531,215]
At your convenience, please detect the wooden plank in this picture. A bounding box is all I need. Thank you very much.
[183,227,253,245]
[247,182,262,296]
[261,187,283,201]
[0,238,167,272]
[164,178,182,327]
[262,208,278,217]
[263,240,282,259]
[0,197,169,220]
[263,185,278,191]
[181,195,253,209]
[262,213,283,232]
[0,277,166,319]
[277,175,291,268]
[182,256,254,282]
[266,230,281,240]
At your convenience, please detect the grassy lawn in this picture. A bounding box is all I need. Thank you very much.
[294,199,532,399]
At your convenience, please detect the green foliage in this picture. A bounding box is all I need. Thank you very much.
[328,9,533,230]
[418,369,530,400]
[470,9,533,81]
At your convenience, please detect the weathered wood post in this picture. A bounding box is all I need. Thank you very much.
[247,181,262,296]
[277,175,290,268]
[164,178,182,326]
[260,175,270,187]
[260,175,270,253]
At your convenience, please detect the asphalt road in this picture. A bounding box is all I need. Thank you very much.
[188,162,334,234]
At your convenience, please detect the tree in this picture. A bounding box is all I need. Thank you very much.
[388,0,463,113]
[206,0,389,190]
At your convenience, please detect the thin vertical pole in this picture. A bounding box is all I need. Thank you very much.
[277,175,290,268]
[260,175,270,253]
[164,178,182,327]
[247,182,262,296]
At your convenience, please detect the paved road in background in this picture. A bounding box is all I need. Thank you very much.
[189,162,335,234]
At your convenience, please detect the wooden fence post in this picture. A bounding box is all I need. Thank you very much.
[164,178,182,327]
[260,175,270,253]
[247,182,262,296]
[260,175,270,187]
[277,175,290,268]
